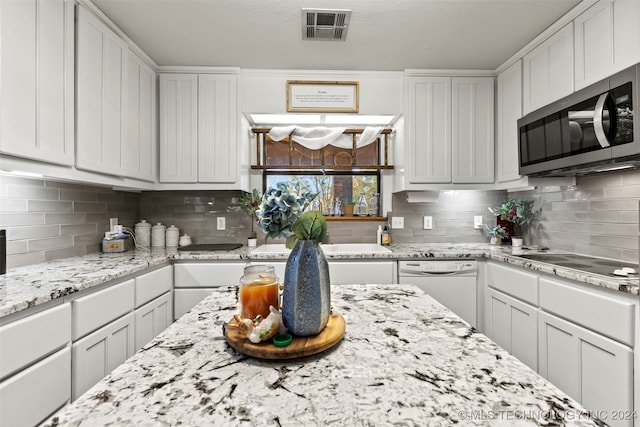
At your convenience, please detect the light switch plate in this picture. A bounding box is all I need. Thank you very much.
[474,216,483,229]
[391,216,404,229]
[217,217,226,230]
[423,216,433,230]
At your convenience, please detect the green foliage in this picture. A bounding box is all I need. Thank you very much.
[285,211,328,249]
[488,198,536,227]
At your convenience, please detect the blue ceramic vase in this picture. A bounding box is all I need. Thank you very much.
[282,239,331,336]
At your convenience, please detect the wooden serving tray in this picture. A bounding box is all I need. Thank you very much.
[224,311,346,359]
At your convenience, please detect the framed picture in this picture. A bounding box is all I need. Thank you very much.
[286,80,359,113]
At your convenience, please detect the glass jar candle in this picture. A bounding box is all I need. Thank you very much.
[238,265,279,320]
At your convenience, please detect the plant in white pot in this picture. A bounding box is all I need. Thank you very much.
[238,188,262,246]
[485,225,508,246]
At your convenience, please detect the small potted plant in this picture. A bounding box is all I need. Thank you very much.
[342,196,354,216]
[238,188,262,246]
[485,225,508,246]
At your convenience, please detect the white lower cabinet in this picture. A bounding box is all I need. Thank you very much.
[538,311,633,427]
[134,292,172,351]
[329,261,396,285]
[486,288,538,371]
[72,312,135,400]
[173,262,247,319]
[0,347,71,427]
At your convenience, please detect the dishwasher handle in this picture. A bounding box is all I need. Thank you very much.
[399,268,475,276]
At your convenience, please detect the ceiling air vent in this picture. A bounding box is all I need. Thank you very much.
[302,8,351,41]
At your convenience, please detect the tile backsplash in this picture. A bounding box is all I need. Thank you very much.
[2,169,639,269]
[0,175,140,268]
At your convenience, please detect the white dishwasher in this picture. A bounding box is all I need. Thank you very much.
[398,260,477,327]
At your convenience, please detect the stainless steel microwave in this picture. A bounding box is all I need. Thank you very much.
[518,64,639,176]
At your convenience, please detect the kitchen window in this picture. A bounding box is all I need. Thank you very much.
[252,127,392,220]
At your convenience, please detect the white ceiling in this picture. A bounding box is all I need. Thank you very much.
[91,0,583,71]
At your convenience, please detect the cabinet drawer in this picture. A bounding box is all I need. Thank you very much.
[135,265,172,308]
[72,279,134,340]
[0,303,71,379]
[487,262,538,304]
[539,277,635,346]
[330,261,396,285]
[0,346,71,427]
[174,263,245,288]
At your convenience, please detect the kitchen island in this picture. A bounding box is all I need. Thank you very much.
[42,285,598,426]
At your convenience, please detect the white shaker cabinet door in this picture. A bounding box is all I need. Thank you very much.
[406,77,452,183]
[496,60,523,183]
[198,74,238,183]
[486,288,538,372]
[0,0,73,165]
[523,22,574,115]
[538,311,633,427]
[574,1,614,90]
[72,312,135,400]
[76,5,128,176]
[124,49,156,182]
[613,0,640,71]
[159,74,198,183]
[451,77,494,184]
[134,292,172,351]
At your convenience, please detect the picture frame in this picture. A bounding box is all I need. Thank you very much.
[286,80,359,113]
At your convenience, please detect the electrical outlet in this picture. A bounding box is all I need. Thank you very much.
[423,216,433,230]
[109,218,119,232]
[474,215,483,229]
[217,217,226,230]
[391,216,404,229]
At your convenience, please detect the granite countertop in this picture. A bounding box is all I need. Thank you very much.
[42,285,599,426]
[1,243,638,319]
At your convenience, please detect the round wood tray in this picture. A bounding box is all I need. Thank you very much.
[224,311,346,359]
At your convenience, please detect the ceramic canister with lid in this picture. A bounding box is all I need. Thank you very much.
[151,223,166,247]
[179,234,192,247]
[134,220,151,247]
[166,225,180,247]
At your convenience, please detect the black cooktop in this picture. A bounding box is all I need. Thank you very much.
[517,253,638,278]
[177,243,242,251]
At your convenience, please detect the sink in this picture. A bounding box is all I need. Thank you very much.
[250,244,290,254]
[251,243,391,254]
[320,243,391,253]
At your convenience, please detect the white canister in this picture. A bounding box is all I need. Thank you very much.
[166,225,180,247]
[134,220,151,247]
[151,223,166,247]
[179,234,192,247]
[511,237,523,247]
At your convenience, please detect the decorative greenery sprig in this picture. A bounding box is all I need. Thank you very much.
[286,211,327,249]
[488,198,536,227]
[238,188,262,218]
[485,225,508,239]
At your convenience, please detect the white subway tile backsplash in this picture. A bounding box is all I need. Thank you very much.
[0,213,45,226]
[7,225,60,240]
[28,236,74,251]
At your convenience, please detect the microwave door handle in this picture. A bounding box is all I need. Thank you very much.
[593,93,611,148]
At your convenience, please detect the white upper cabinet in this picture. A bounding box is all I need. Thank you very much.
[496,60,523,183]
[523,23,574,115]
[198,74,237,183]
[406,76,452,184]
[124,49,156,182]
[159,73,239,184]
[159,74,198,183]
[451,77,494,184]
[404,75,493,185]
[574,0,640,90]
[0,0,74,165]
[612,0,640,71]
[76,5,128,176]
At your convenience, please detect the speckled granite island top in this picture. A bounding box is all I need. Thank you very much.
[42,285,598,426]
